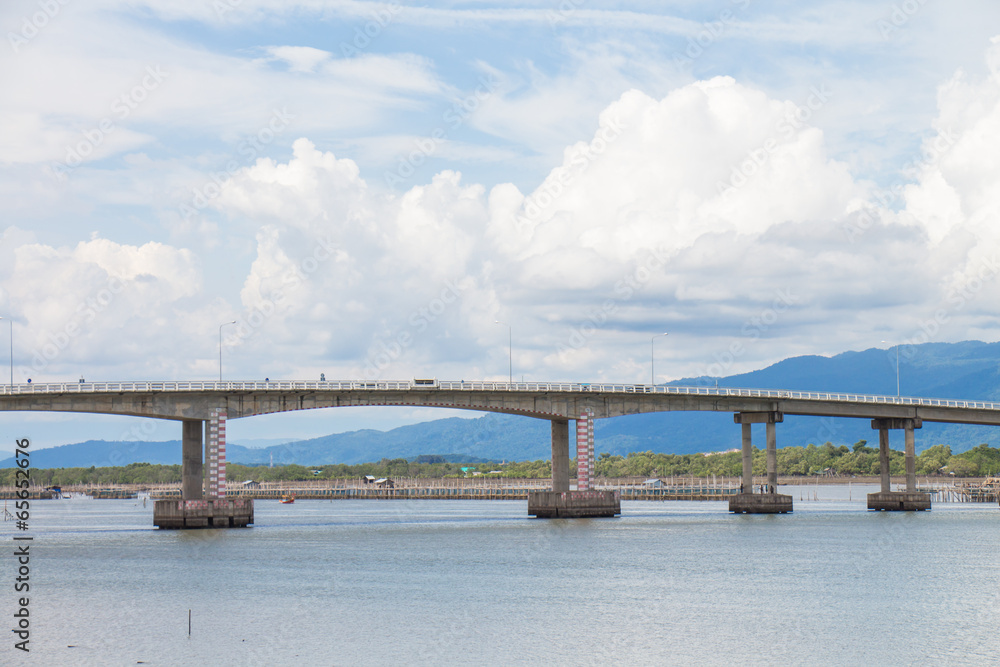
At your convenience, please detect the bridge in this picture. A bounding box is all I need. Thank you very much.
[6,379,1000,525]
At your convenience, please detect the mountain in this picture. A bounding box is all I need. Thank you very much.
[5,340,1000,468]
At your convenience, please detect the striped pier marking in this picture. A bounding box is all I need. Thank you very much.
[576,409,594,491]
[205,408,228,499]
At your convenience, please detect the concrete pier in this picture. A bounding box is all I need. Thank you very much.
[154,498,254,528]
[729,492,794,513]
[551,419,570,493]
[181,420,203,500]
[528,490,620,518]
[866,492,931,511]
[529,413,621,518]
[728,412,793,514]
[155,416,254,528]
[867,418,931,511]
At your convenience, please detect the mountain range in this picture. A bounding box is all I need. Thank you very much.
[4,340,1000,468]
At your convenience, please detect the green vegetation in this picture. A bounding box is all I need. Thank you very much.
[2,443,999,485]
[0,462,182,487]
[592,441,1000,479]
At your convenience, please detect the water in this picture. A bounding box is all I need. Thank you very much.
[4,497,1000,665]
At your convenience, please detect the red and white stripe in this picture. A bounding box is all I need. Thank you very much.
[217,409,227,498]
[576,410,594,491]
[205,408,228,499]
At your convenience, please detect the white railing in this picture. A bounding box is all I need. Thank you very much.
[2,379,1000,412]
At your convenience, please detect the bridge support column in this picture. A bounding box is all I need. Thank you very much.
[766,421,778,493]
[741,423,752,493]
[528,411,619,519]
[905,425,917,492]
[867,418,930,511]
[181,420,203,500]
[879,428,890,493]
[729,412,792,514]
[551,419,570,493]
[154,409,253,529]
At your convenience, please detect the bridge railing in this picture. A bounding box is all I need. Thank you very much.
[2,380,1000,411]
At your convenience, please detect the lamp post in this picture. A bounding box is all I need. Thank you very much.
[881,340,900,397]
[494,320,512,384]
[651,332,668,386]
[219,321,236,382]
[0,317,10,387]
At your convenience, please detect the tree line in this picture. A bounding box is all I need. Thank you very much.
[1,442,998,486]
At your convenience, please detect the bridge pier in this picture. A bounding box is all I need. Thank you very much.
[867,418,930,511]
[729,412,792,513]
[528,411,620,518]
[155,410,254,528]
[551,419,570,493]
[181,419,204,500]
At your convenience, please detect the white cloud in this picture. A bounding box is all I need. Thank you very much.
[262,46,332,73]
[186,75,909,385]
[10,2,1000,446]
[2,236,206,380]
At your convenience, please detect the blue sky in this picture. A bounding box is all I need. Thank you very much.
[4,0,1000,451]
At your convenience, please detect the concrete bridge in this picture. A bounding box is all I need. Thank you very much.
[5,379,1000,523]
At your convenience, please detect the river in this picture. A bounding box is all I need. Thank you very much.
[3,496,999,665]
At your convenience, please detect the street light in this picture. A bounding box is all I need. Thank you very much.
[494,320,512,384]
[219,321,236,382]
[0,317,10,387]
[881,340,900,397]
[651,332,668,386]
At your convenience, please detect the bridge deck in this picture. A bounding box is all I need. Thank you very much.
[2,380,1000,425]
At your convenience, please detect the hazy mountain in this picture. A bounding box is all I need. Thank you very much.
[5,341,1000,468]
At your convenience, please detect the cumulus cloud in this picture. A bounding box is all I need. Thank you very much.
[209,139,488,379]
[9,43,1000,386]
[193,75,925,382]
[1,234,207,380]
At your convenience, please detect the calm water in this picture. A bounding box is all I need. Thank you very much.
[3,495,1000,666]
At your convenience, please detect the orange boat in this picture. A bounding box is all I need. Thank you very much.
[279,494,295,504]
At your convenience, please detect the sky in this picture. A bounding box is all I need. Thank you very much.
[4,0,1000,450]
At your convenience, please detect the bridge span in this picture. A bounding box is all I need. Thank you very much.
[4,378,1000,423]
[4,380,999,522]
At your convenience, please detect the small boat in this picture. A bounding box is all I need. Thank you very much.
[279,494,295,504]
